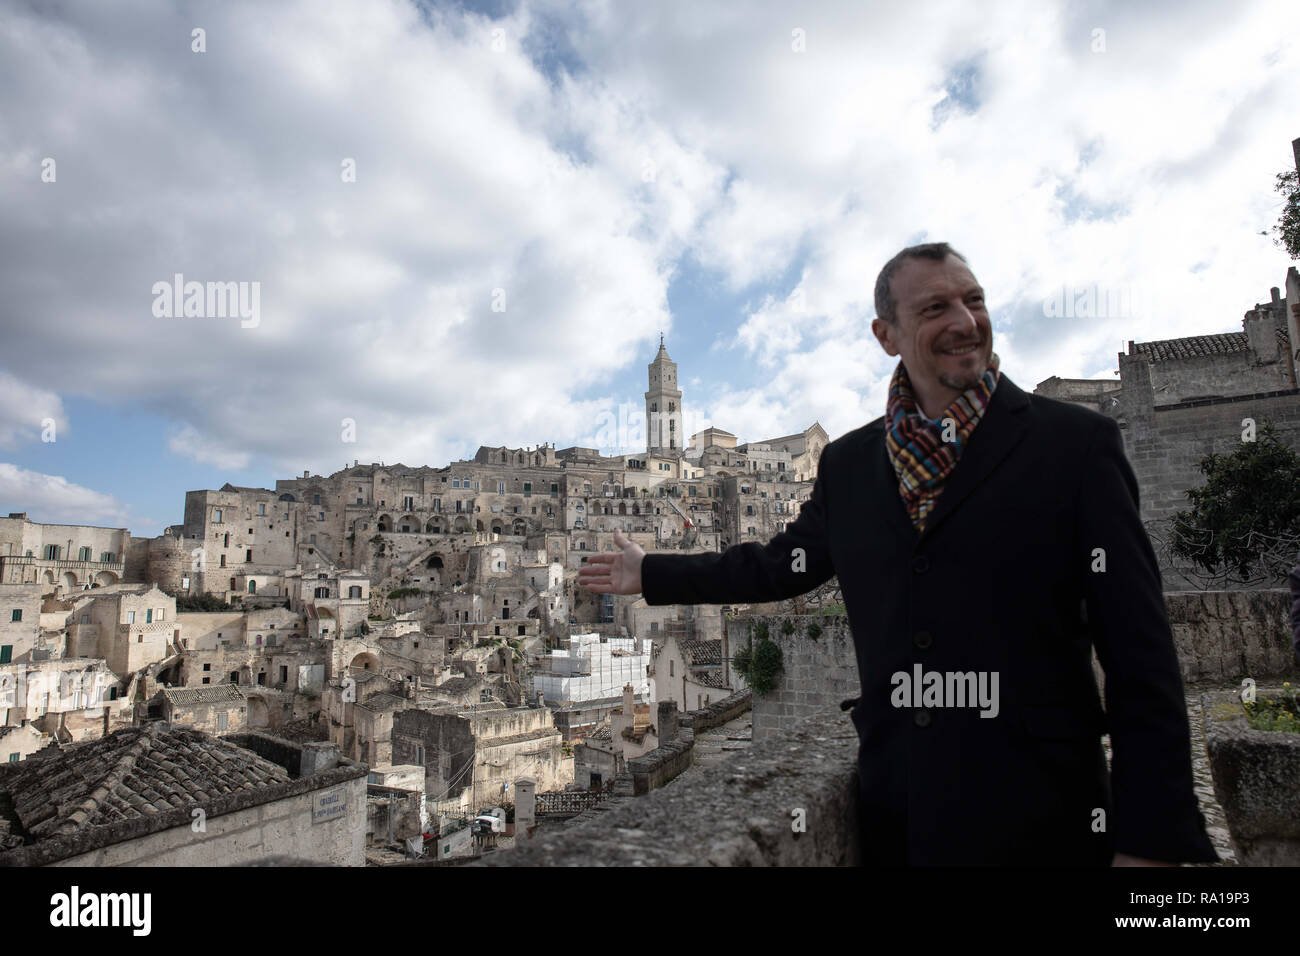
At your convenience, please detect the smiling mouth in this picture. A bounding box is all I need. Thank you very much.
[940,343,980,356]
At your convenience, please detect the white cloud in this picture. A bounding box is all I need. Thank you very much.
[0,0,1295,469]
[0,463,130,527]
[0,372,67,449]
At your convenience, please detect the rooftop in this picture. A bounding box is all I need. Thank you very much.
[1128,328,1289,362]
[0,725,289,844]
[163,684,245,707]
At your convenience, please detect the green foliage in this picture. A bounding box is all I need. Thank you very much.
[388,587,422,600]
[752,621,769,642]
[175,594,234,612]
[360,621,370,635]
[732,641,752,677]
[1271,168,1300,260]
[806,622,822,641]
[820,604,846,616]
[370,534,384,544]
[1170,422,1300,579]
[748,638,784,695]
[1243,684,1300,733]
[733,634,783,696]
[780,619,795,636]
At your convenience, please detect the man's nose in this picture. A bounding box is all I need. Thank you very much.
[949,301,979,333]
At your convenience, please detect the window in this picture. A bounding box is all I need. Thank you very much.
[498,481,505,494]
[203,663,211,671]
[214,508,223,523]
[201,677,210,685]
[10,609,20,623]
[258,503,266,515]
[405,496,414,510]
[318,512,324,521]
[219,555,226,568]
[80,614,89,624]
[146,609,153,624]
[44,544,60,560]
[669,659,674,677]
[523,482,531,497]
[0,646,10,665]
[551,483,558,497]
[313,494,321,505]
[127,611,135,624]
[349,586,362,599]
[453,477,460,488]
[217,712,228,731]
[78,546,92,561]
[246,549,253,562]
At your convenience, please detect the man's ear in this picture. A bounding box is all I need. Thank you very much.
[871,317,900,357]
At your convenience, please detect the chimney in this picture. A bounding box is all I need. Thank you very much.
[303,470,310,478]
[657,700,678,745]
[622,682,634,716]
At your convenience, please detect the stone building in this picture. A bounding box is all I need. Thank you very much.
[0,584,42,666]
[65,583,177,679]
[0,722,46,764]
[152,683,248,735]
[0,513,129,595]
[0,727,367,866]
[650,630,733,713]
[0,656,121,743]
[1035,274,1300,587]
[392,704,567,816]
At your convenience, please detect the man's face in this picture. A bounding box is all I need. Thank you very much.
[871,254,993,414]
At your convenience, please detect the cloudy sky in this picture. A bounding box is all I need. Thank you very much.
[1,0,1296,536]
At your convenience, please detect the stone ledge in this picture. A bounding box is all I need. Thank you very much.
[473,707,858,866]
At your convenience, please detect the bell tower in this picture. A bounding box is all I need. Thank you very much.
[645,333,683,457]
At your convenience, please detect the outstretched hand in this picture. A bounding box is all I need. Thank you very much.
[576,529,645,595]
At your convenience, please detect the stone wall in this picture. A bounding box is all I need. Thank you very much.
[1165,590,1293,682]
[727,616,859,742]
[740,595,1293,740]
[473,707,859,866]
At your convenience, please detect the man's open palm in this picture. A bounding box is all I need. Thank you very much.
[577,529,645,595]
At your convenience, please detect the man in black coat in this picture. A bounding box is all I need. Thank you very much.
[579,242,1216,866]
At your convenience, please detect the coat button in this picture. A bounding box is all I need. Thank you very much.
[913,630,933,650]
[914,709,932,728]
[912,555,930,573]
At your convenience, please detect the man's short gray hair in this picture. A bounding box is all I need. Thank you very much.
[874,242,968,326]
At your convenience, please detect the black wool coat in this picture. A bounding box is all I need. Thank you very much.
[641,374,1217,866]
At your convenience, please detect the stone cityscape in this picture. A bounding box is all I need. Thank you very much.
[1,273,1297,865]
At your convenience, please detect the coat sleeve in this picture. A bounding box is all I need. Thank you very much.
[640,443,837,607]
[1076,416,1217,863]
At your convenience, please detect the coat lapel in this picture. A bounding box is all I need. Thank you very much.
[915,374,1030,543]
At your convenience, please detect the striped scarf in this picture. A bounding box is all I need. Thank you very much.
[884,352,1000,532]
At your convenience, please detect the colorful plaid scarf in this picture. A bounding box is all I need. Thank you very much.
[884,351,1000,532]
